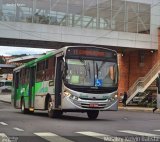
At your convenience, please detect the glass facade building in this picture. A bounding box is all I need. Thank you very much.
[0,0,151,34]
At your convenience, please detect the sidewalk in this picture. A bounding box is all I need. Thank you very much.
[118,106,160,113]
[0,94,11,104]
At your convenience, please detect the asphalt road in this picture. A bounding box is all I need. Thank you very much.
[0,101,160,142]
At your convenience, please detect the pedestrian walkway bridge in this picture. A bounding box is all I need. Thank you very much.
[0,0,159,50]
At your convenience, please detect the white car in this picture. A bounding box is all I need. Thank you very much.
[132,93,146,104]
[0,80,12,93]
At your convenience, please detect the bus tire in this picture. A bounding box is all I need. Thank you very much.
[48,109,63,118]
[47,97,63,118]
[45,93,51,110]
[87,110,99,120]
[54,110,63,118]
[21,98,29,114]
[47,97,53,118]
[48,109,54,118]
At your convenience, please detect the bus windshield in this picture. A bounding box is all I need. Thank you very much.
[65,59,118,87]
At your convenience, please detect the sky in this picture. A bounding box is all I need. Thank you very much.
[0,46,53,56]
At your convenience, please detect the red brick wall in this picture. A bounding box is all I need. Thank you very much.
[118,53,129,95]
[118,28,160,95]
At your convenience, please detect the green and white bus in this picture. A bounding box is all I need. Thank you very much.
[12,46,118,119]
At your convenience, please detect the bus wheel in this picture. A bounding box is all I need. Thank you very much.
[48,99,54,118]
[54,110,63,118]
[48,109,63,118]
[48,109,54,118]
[21,99,29,114]
[47,100,63,118]
[87,110,99,120]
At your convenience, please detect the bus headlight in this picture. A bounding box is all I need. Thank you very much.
[64,91,79,100]
[69,94,79,101]
[64,91,71,97]
[111,93,118,101]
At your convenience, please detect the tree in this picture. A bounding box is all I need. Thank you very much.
[0,56,6,64]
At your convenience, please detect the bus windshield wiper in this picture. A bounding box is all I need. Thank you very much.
[79,57,92,78]
[96,62,98,78]
[98,61,105,72]
[79,57,88,77]
[79,56,84,63]
[87,62,91,78]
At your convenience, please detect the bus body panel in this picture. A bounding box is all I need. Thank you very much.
[34,80,55,109]
[14,83,29,109]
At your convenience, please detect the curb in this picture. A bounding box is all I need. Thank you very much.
[0,100,11,104]
[118,107,160,113]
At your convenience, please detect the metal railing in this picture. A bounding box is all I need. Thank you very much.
[127,60,160,103]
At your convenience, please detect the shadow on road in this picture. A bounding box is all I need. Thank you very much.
[15,111,114,121]
[60,115,113,122]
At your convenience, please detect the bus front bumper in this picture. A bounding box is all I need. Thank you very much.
[62,97,118,111]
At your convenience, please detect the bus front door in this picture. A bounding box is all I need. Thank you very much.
[29,67,35,109]
[55,54,63,109]
[13,72,19,108]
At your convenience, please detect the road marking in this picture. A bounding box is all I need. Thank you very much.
[13,127,24,132]
[154,130,160,132]
[76,131,133,142]
[0,122,8,126]
[118,130,160,137]
[34,132,73,142]
[76,131,107,140]
[0,133,11,142]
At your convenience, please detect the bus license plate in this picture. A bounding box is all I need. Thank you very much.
[89,104,98,107]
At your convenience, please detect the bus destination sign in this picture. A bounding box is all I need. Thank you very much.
[67,47,115,58]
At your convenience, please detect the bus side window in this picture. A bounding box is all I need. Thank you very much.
[45,57,55,81]
[36,61,45,82]
[15,72,19,88]
[25,68,29,84]
[20,69,25,85]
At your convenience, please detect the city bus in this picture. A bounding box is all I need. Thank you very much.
[12,46,118,119]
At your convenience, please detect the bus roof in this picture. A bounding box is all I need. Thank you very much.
[13,46,117,72]
[13,46,67,72]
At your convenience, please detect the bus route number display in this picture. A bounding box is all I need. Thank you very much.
[67,48,115,58]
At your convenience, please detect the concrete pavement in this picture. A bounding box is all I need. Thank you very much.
[0,94,11,103]
[1,101,160,142]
